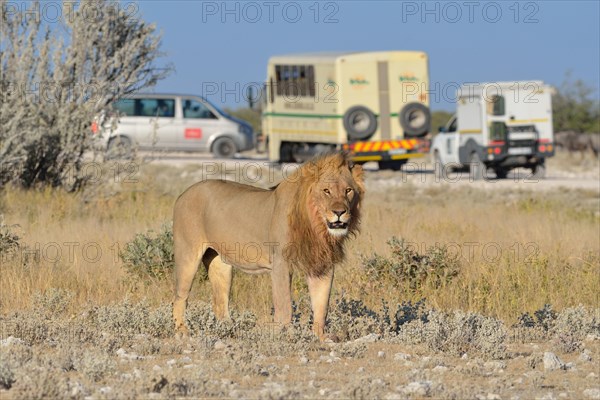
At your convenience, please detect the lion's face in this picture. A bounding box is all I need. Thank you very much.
[311,165,364,238]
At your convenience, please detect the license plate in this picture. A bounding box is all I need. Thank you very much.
[508,147,532,155]
[389,149,407,155]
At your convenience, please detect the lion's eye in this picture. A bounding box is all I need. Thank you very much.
[345,188,353,194]
[323,188,331,195]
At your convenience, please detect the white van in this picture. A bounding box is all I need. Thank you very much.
[95,93,254,158]
[430,81,555,179]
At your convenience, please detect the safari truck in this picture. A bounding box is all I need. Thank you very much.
[430,81,555,179]
[262,51,432,170]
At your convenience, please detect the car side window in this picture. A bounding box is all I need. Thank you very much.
[137,98,175,118]
[113,98,135,116]
[182,99,217,119]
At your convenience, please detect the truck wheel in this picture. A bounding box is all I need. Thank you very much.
[106,136,133,160]
[531,163,546,179]
[399,102,431,137]
[494,168,509,179]
[279,142,294,163]
[343,106,377,141]
[378,160,405,171]
[469,152,485,181]
[212,137,237,158]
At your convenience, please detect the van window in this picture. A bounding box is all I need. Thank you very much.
[274,64,316,98]
[487,95,505,116]
[182,99,217,119]
[113,98,135,116]
[138,98,175,118]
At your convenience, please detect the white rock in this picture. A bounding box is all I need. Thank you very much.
[0,336,24,347]
[586,372,598,380]
[402,381,431,396]
[353,333,380,344]
[580,350,593,362]
[180,356,192,364]
[214,340,226,350]
[487,394,501,400]
[461,353,469,360]
[152,365,162,372]
[432,365,448,373]
[394,352,411,361]
[378,351,386,358]
[543,352,565,371]
[583,389,600,399]
[299,356,309,365]
[166,359,176,366]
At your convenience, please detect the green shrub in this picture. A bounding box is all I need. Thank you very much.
[363,237,460,290]
[0,222,21,255]
[120,223,176,281]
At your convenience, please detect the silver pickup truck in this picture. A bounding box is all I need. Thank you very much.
[95,93,254,158]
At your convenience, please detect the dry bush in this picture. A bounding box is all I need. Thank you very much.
[0,0,171,189]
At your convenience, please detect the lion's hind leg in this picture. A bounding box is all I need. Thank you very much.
[206,253,233,320]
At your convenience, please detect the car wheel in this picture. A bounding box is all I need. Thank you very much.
[399,102,431,137]
[469,152,485,181]
[212,137,237,158]
[106,136,133,160]
[343,106,378,141]
[494,168,509,179]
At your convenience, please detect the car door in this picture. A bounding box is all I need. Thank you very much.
[444,116,461,164]
[135,97,179,150]
[178,97,221,151]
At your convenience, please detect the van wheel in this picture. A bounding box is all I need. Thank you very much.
[106,136,133,160]
[469,152,485,180]
[399,102,431,137]
[494,168,509,179]
[212,137,237,158]
[343,106,378,141]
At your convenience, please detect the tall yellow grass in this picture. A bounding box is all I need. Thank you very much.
[1,160,598,323]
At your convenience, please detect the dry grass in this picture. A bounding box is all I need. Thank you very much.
[1,160,598,324]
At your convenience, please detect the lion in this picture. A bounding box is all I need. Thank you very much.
[172,152,365,340]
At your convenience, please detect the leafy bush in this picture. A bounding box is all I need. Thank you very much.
[363,237,460,290]
[0,222,21,256]
[120,223,176,281]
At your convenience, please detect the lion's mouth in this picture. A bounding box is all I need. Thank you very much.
[327,221,348,230]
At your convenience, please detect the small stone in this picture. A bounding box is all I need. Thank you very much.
[214,340,226,350]
[378,351,386,358]
[180,356,192,364]
[432,365,448,373]
[299,356,308,365]
[353,333,380,344]
[579,350,593,362]
[358,367,365,373]
[543,352,565,371]
[583,389,600,400]
[558,393,568,399]
[394,352,411,361]
[166,359,176,366]
[152,365,162,372]
[461,353,468,360]
[586,372,598,380]
[116,348,127,357]
[402,381,431,397]
[487,394,501,400]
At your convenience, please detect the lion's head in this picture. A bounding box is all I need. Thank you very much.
[285,152,365,277]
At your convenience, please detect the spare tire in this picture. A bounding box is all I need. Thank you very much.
[343,106,377,141]
[399,102,431,137]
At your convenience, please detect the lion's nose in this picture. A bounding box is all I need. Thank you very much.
[333,210,346,218]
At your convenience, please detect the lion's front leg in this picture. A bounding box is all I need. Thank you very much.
[307,267,334,341]
[270,262,293,327]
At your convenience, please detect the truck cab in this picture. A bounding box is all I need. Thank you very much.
[431,81,555,179]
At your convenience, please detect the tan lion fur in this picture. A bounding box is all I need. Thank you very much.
[172,152,364,339]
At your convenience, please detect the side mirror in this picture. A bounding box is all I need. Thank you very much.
[438,126,446,133]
